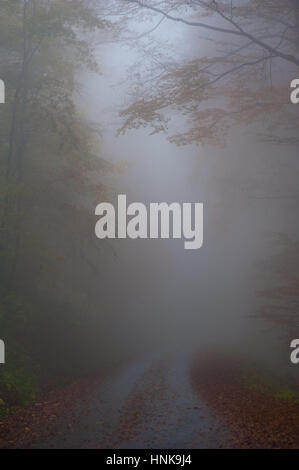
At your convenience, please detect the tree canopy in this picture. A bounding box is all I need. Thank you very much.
[116,0,299,146]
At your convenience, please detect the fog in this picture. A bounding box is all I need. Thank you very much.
[77,12,299,376]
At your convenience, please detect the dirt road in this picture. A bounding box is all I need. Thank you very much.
[31,353,230,449]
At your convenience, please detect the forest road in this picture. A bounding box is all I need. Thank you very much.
[35,353,230,449]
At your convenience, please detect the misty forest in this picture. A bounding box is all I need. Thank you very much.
[0,0,299,449]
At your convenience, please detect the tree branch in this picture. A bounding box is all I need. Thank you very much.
[125,0,299,67]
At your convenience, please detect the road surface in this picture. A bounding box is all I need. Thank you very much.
[35,353,230,449]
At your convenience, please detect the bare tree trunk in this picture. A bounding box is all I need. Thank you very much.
[3,0,31,293]
[291,0,299,44]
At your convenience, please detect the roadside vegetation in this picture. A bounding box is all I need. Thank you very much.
[0,0,112,411]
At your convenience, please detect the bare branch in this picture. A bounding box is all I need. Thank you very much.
[125,0,299,67]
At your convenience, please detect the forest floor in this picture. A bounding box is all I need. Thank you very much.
[0,373,103,449]
[0,353,231,449]
[191,353,299,449]
[1,351,299,449]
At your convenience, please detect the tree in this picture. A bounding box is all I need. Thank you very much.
[257,233,299,337]
[116,0,299,146]
[0,0,107,292]
[0,1,114,403]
